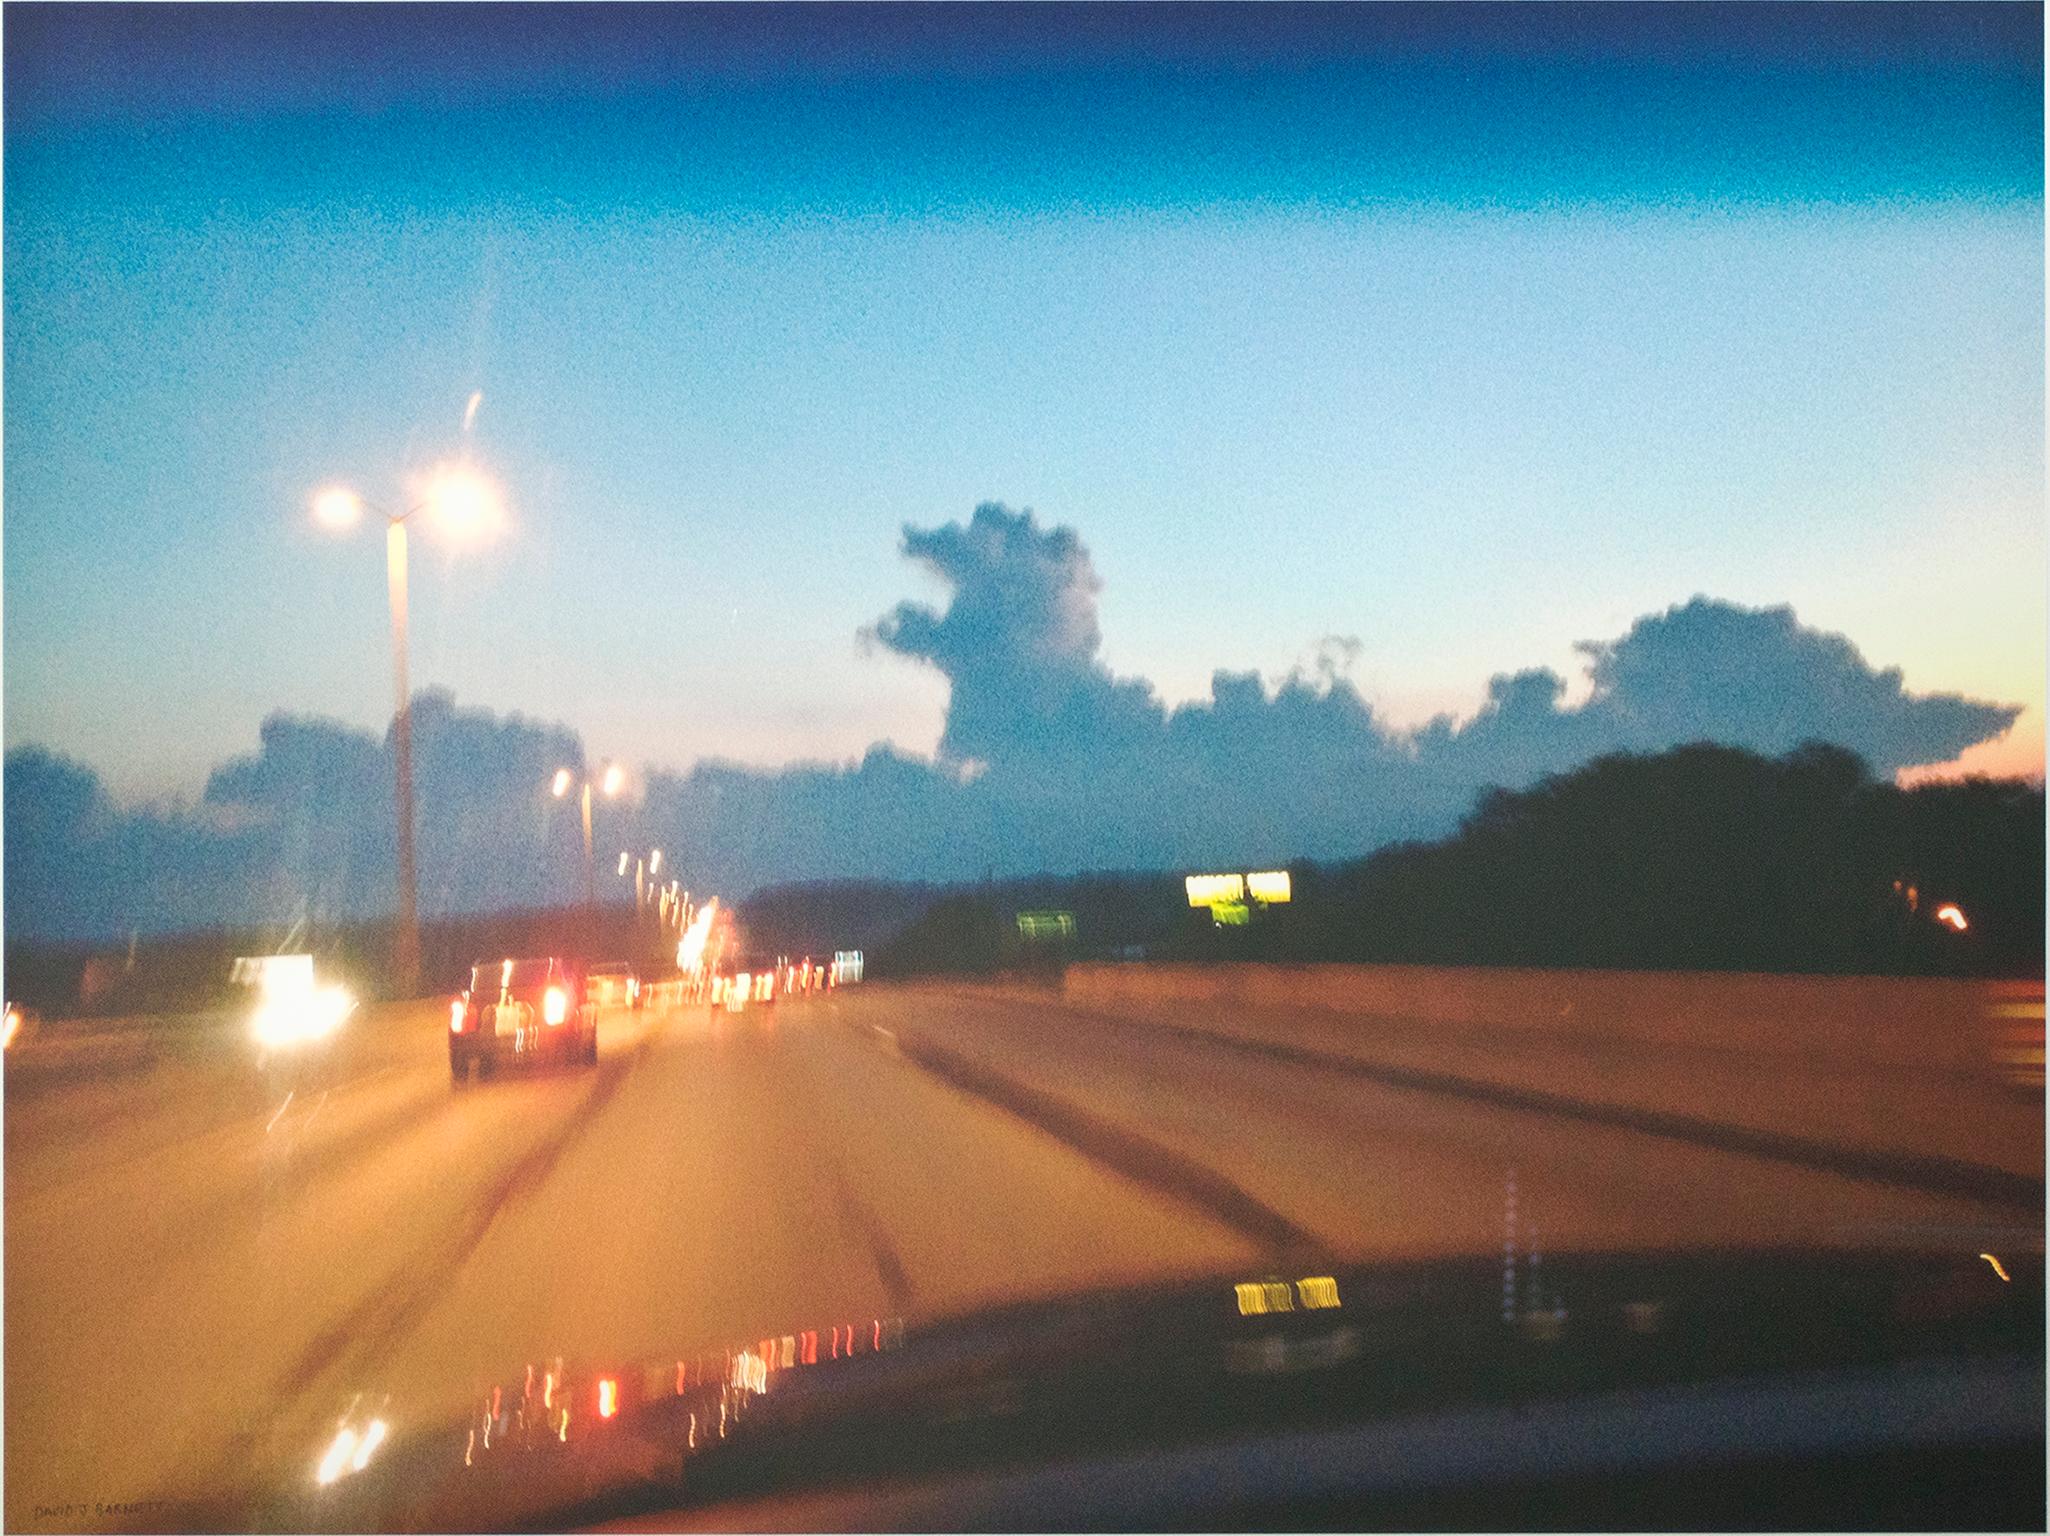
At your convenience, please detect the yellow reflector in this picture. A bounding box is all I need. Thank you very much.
[1296,1275,1341,1309]
[1235,1280,1296,1316]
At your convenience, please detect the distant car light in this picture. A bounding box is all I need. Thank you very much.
[450,997,467,1033]
[253,976,356,1051]
[315,1427,358,1487]
[597,1377,618,1419]
[543,986,569,1026]
[351,1418,388,1472]
[1936,903,1969,932]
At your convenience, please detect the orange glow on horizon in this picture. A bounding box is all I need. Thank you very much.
[1898,708,2045,787]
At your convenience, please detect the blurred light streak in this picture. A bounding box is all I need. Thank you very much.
[1980,1252,2011,1282]
[351,1419,387,1472]
[315,1428,358,1486]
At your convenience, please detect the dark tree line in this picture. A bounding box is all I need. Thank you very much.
[1275,743,2040,975]
[866,743,2042,978]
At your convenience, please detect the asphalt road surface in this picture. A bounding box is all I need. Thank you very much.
[6,979,2042,1530]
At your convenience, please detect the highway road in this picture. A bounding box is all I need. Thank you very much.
[5,977,2043,1530]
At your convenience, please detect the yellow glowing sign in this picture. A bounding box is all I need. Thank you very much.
[1186,874,1245,908]
[1017,910,1076,941]
[1296,1275,1340,1309]
[1235,1276,1341,1315]
[1236,1280,1293,1315]
[1247,871,1292,904]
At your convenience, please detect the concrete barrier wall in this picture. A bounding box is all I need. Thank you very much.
[1060,963,2013,1075]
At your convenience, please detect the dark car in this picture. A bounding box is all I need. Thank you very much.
[448,957,597,1082]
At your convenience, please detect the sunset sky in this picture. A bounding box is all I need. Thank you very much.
[6,3,2041,805]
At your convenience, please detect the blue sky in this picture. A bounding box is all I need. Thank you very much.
[6,3,2043,806]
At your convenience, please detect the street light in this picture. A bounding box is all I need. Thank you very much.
[311,464,505,996]
[552,763,625,916]
[611,846,674,927]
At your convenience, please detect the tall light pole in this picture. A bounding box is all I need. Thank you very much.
[553,762,625,941]
[314,467,502,997]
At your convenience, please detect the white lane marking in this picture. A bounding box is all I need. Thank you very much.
[862,1022,901,1056]
[264,1091,295,1134]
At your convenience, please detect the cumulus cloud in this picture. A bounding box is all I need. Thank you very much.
[4,503,2024,941]
[870,502,1163,767]
[857,504,2021,873]
[1570,598,2020,776]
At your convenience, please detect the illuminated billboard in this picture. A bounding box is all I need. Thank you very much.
[1185,873,1245,908]
[1246,871,1292,904]
[1016,911,1076,941]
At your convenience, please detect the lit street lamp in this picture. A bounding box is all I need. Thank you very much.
[613,846,666,919]
[312,465,503,996]
[552,763,626,917]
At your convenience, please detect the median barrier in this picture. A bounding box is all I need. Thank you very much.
[1059,963,2006,1077]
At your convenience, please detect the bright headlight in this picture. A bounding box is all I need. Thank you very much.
[253,983,355,1050]
[543,986,568,1026]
